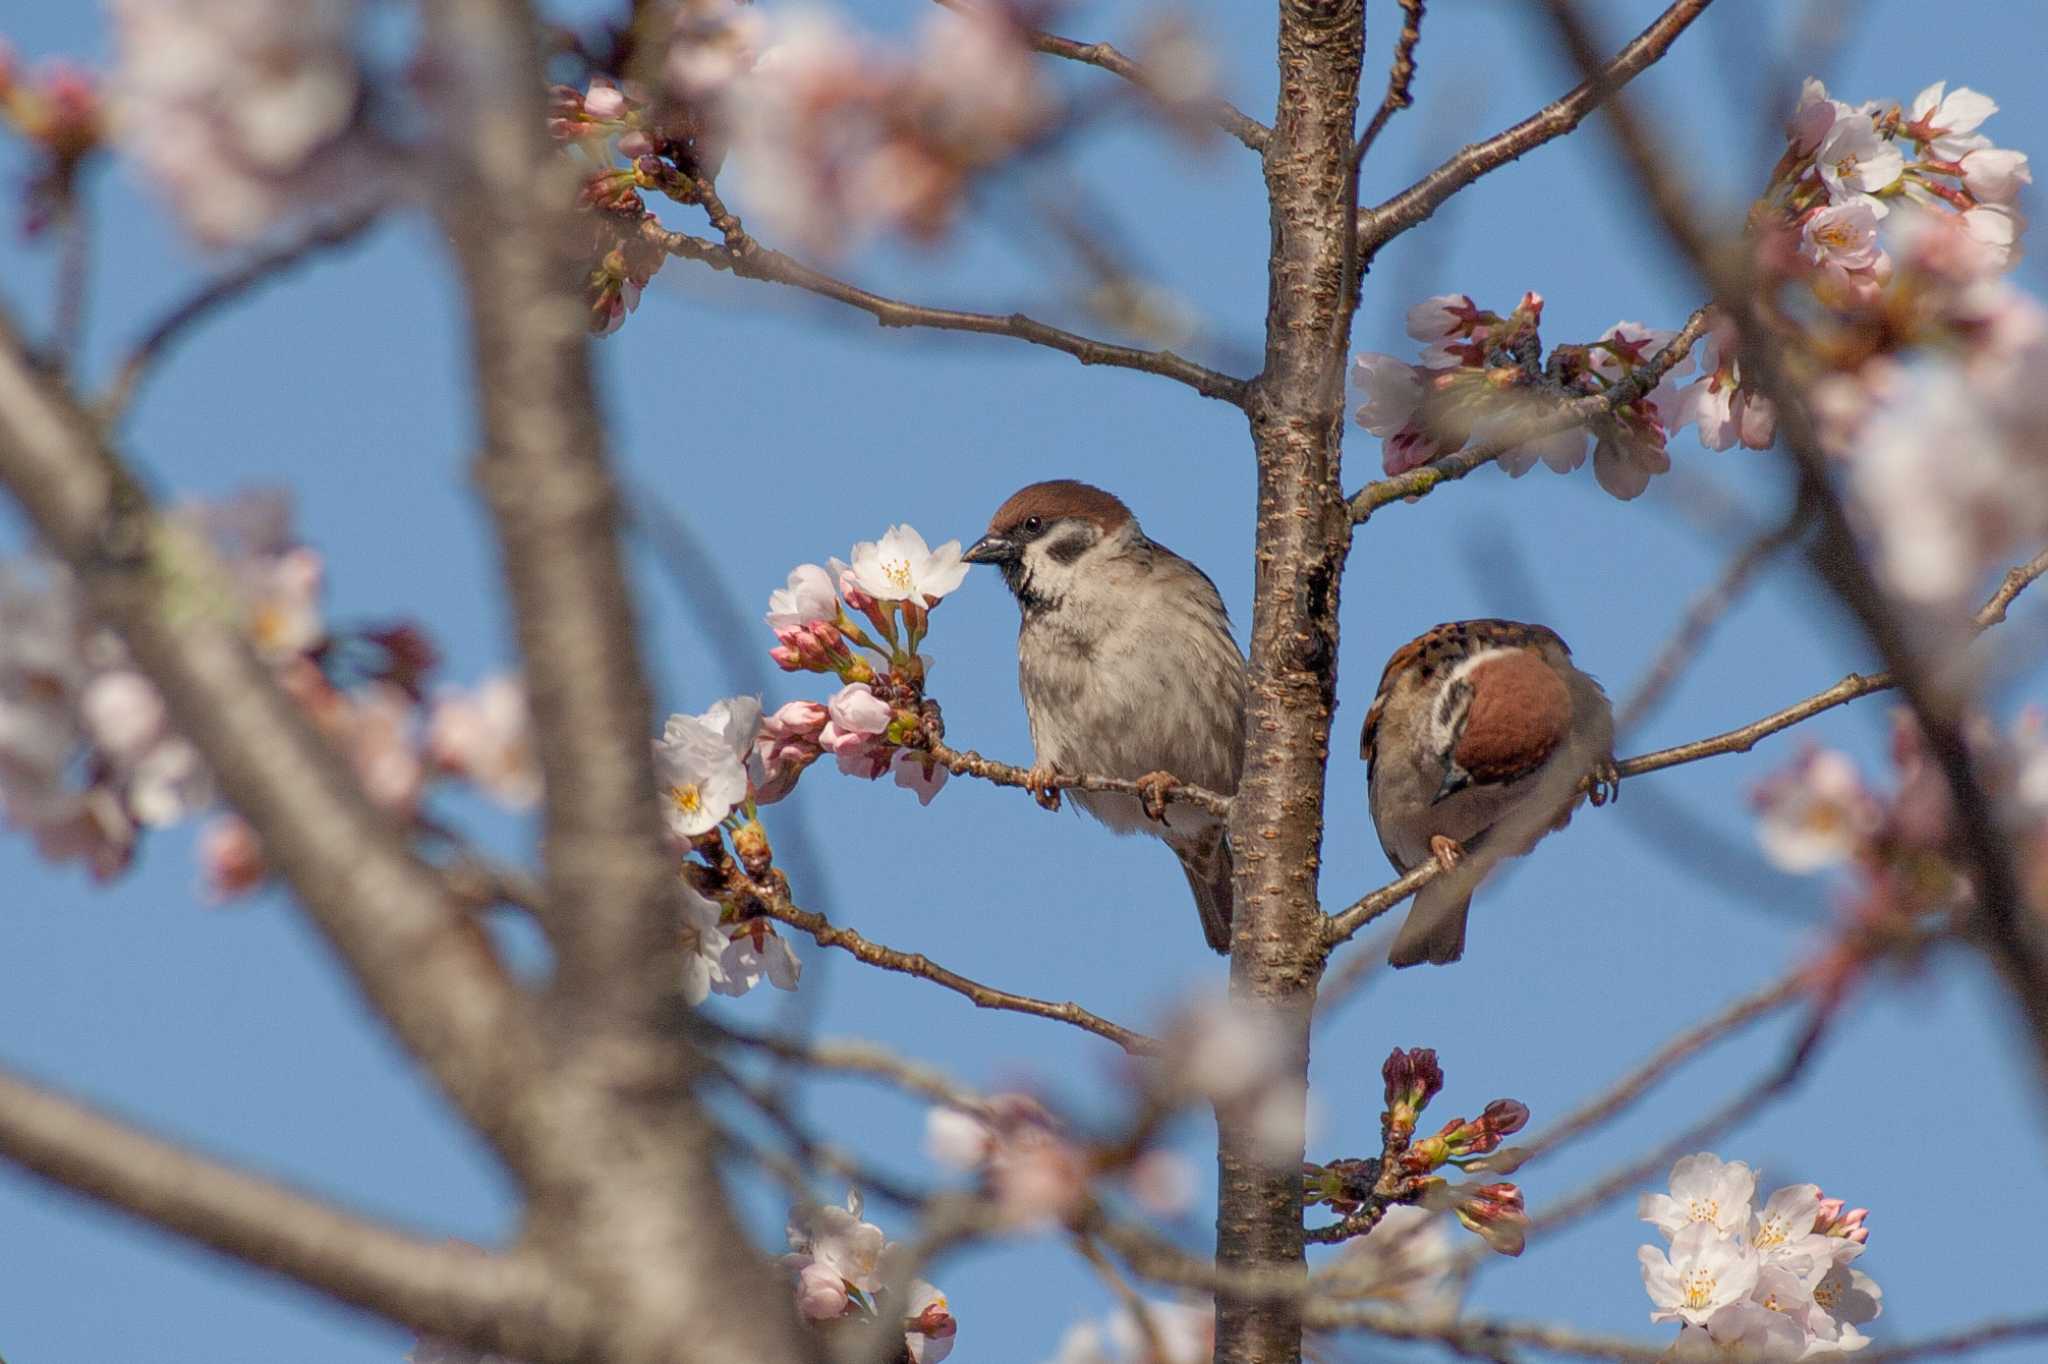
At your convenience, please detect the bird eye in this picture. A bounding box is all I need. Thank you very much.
[1022,515,1043,534]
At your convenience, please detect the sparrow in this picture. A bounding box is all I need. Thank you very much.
[962,480,1246,953]
[1361,619,1617,967]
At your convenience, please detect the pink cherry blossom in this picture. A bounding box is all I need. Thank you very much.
[198,814,266,902]
[1909,81,1998,160]
[765,563,840,630]
[1815,113,1904,208]
[784,1254,852,1320]
[427,674,540,810]
[1349,352,1425,437]
[1787,77,1839,155]
[891,749,948,804]
[751,700,828,803]
[581,81,626,120]
[1961,147,2031,204]
[1801,200,1884,272]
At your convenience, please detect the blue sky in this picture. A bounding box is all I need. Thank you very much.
[1,1,2045,1361]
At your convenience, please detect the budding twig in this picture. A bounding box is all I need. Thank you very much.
[1343,306,1713,522]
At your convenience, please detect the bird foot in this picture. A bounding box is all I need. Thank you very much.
[1024,762,1063,812]
[1135,770,1180,823]
[1587,759,1622,807]
[1429,834,1466,872]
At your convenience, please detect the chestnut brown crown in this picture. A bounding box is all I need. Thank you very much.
[963,480,1132,564]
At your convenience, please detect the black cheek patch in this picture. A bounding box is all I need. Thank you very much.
[1047,533,1093,565]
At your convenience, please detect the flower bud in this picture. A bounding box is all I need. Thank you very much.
[731,818,773,878]
[1424,1179,1527,1257]
[1382,1047,1444,1137]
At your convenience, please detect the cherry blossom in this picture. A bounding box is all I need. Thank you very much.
[765,564,841,631]
[1671,1301,1805,1361]
[891,748,948,804]
[1348,352,1426,438]
[1961,147,2031,204]
[904,1280,957,1364]
[784,1253,852,1320]
[198,814,266,901]
[1640,1153,1758,1240]
[1907,82,1998,160]
[666,0,767,102]
[678,882,728,1006]
[1815,112,1905,209]
[654,711,749,838]
[427,675,541,810]
[1642,1221,1762,1326]
[1326,1204,1456,1318]
[107,0,385,246]
[787,1191,888,1293]
[840,525,969,604]
[714,918,801,995]
[752,700,829,803]
[1752,749,1882,873]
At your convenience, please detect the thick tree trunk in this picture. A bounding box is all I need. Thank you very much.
[1216,3,1363,1362]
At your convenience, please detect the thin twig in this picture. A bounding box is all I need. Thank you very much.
[97,205,384,426]
[1344,307,1712,522]
[926,736,1232,818]
[1614,508,1808,736]
[1353,0,1715,266]
[933,0,1269,152]
[51,195,90,370]
[748,882,1156,1054]
[1352,0,1427,171]
[1325,551,2048,947]
[639,218,1250,405]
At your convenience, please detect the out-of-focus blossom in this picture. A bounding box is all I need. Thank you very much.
[198,814,266,901]
[1427,1178,1527,1257]
[1752,749,1882,873]
[108,0,385,246]
[788,1190,888,1293]
[1788,77,1839,155]
[667,0,767,102]
[923,1095,1084,1228]
[678,881,727,1005]
[727,7,1054,255]
[1324,1204,1456,1318]
[904,1280,957,1364]
[1348,353,1425,437]
[427,674,541,810]
[1671,1300,1806,1361]
[785,1253,852,1320]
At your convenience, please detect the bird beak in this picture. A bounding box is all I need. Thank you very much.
[961,533,1018,565]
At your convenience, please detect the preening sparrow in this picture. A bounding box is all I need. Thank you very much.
[1362,619,1617,967]
[963,480,1246,953]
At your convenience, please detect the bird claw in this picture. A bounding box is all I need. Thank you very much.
[1429,834,1465,873]
[1025,763,1063,812]
[1587,759,1622,807]
[1135,770,1179,823]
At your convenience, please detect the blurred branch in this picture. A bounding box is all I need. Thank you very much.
[96,204,384,427]
[1344,307,1711,522]
[745,876,1157,1054]
[1326,553,2048,947]
[640,217,1250,404]
[933,0,1269,151]
[0,303,542,1162]
[1614,507,1808,736]
[0,1063,585,1362]
[1353,0,1714,265]
[1352,0,1427,170]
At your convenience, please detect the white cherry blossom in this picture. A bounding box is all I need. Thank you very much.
[678,882,728,1006]
[1641,1153,1758,1239]
[844,525,969,603]
[765,563,840,631]
[654,712,749,837]
[1815,114,1904,208]
[1642,1221,1762,1326]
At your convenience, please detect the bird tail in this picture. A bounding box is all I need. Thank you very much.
[1173,831,1234,955]
[1388,878,1472,967]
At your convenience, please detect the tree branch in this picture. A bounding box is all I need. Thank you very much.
[1352,0,1715,265]
[748,880,1156,1054]
[1344,306,1711,522]
[639,219,1251,405]
[0,1063,587,1363]
[932,0,1270,151]
[96,204,385,427]
[925,736,1232,818]
[1352,0,1426,171]
[0,306,542,1165]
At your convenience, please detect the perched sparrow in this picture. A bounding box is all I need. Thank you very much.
[1362,619,1617,967]
[962,480,1246,953]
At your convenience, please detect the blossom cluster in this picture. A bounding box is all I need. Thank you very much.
[105,0,389,246]
[1350,293,1726,501]
[1638,1153,1879,1358]
[785,1190,956,1363]
[1752,709,2048,993]
[0,490,549,901]
[1046,1298,1213,1364]
[755,523,968,802]
[556,1,1059,331]
[1303,1047,1532,1258]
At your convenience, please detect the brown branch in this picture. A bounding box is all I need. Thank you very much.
[97,204,384,426]
[0,1063,587,1362]
[925,736,1232,818]
[933,0,1269,151]
[1352,0,1715,265]
[639,218,1250,405]
[1352,0,1426,171]
[1344,307,1712,522]
[749,881,1157,1054]
[0,305,542,1163]
[1328,553,2048,947]
[421,5,817,1363]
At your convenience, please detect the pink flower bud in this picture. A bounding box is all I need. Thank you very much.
[618,129,655,158]
[582,82,627,120]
